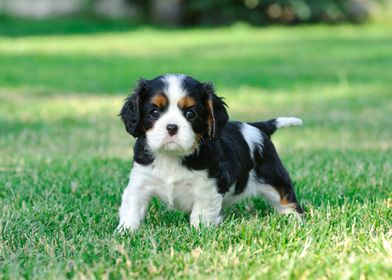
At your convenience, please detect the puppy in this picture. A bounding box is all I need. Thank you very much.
[118,74,303,231]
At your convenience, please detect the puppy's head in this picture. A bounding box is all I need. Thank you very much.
[120,74,228,156]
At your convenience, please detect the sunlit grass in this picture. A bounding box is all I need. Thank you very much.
[0,20,391,94]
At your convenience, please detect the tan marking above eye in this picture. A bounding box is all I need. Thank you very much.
[178,96,196,109]
[150,94,168,108]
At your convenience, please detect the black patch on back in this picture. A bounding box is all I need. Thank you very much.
[182,122,254,194]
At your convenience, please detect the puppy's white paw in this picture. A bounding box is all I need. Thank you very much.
[116,221,139,233]
[190,215,222,229]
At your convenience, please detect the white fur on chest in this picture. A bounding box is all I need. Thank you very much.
[132,156,216,212]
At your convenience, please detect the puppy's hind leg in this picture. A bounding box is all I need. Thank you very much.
[254,137,303,216]
[257,183,303,216]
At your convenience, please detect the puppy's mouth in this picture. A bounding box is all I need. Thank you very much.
[161,138,181,149]
[158,137,194,155]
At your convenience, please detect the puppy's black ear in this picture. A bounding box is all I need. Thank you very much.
[203,82,229,140]
[120,79,147,137]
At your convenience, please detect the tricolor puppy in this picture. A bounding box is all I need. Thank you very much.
[118,74,303,231]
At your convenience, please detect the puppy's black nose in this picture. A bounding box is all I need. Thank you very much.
[166,124,178,136]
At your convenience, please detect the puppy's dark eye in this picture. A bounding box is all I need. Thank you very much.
[185,110,197,120]
[150,109,160,118]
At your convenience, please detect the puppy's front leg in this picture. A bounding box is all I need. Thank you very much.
[118,171,151,232]
[190,193,223,228]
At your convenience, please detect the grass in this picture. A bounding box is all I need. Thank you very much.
[0,18,391,279]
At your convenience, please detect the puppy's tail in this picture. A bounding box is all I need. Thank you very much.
[248,117,303,137]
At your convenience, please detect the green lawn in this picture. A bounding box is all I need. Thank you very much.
[0,18,391,279]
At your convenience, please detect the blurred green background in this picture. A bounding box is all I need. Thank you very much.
[0,1,391,279]
[0,0,389,25]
